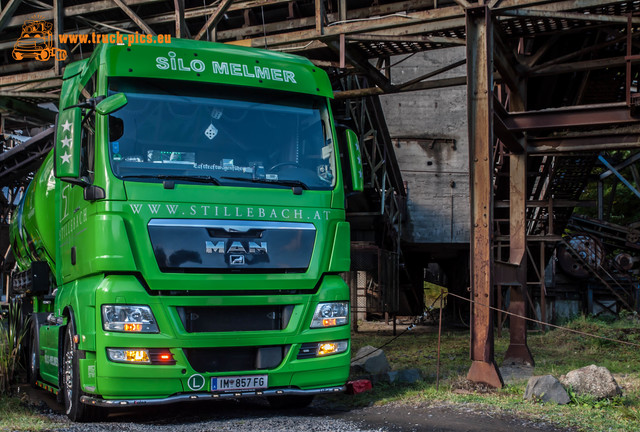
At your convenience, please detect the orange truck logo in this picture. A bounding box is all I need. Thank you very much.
[12,18,67,62]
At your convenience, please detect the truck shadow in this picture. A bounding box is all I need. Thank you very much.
[22,385,353,426]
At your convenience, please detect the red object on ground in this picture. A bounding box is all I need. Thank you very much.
[346,379,373,394]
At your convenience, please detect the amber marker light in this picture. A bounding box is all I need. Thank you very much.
[124,323,143,332]
[322,318,337,327]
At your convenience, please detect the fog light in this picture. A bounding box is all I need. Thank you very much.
[297,340,349,359]
[107,348,150,364]
[318,343,337,355]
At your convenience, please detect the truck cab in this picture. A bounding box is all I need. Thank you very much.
[11,39,363,421]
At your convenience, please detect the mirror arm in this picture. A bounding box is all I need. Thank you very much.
[65,96,105,111]
[60,177,90,187]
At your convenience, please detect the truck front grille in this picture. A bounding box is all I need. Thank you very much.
[176,305,294,332]
[183,346,289,372]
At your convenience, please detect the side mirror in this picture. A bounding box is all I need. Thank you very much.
[55,107,81,178]
[96,93,127,115]
[345,129,363,192]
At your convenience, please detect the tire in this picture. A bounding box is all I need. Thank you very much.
[267,395,314,409]
[27,321,40,388]
[62,322,105,422]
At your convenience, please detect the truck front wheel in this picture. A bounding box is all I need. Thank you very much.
[62,322,104,422]
[27,321,39,388]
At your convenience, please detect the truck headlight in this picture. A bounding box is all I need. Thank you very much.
[102,305,159,333]
[310,302,349,328]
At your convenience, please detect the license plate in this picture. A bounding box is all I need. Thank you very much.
[211,374,268,392]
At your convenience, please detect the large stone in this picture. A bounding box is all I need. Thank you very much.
[524,375,570,405]
[397,368,422,384]
[560,365,622,399]
[351,345,391,376]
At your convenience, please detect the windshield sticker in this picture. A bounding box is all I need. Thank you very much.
[155,52,297,84]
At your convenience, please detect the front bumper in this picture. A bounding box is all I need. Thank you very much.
[81,385,345,407]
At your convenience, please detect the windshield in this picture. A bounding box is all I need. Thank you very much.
[107,77,336,190]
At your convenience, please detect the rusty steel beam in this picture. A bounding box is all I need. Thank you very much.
[0,97,57,123]
[494,199,596,208]
[505,103,640,132]
[466,5,503,389]
[326,40,393,92]
[345,33,465,45]
[528,134,640,153]
[111,0,156,35]
[500,35,534,367]
[194,0,234,41]
[333,76,466,99]
[504,151,535,366]
[499,8,640,24]
[0,0,21,33]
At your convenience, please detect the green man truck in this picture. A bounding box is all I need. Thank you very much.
[10,38,363,421]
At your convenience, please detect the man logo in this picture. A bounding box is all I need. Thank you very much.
[230,255,245,265]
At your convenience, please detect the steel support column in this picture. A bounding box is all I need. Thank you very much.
[466,4,503,388]
[504,152,534,365]
[502,38,534,367]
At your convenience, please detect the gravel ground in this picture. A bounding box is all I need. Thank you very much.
[24,389,571,432]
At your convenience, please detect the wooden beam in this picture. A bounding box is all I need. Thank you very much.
[194,0,234,41]
[111,0,156,35]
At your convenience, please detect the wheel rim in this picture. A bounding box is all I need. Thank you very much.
[63,338,74,413]
[30,348,36,375]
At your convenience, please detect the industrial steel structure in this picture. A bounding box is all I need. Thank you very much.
[2,0,640,387]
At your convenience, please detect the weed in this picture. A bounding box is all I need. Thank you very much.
[0,300,30,395]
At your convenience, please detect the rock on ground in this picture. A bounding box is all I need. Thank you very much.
[351,346,391,375]
[524,375,570,405]
[560,364,622,399]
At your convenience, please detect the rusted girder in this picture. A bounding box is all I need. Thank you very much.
[466,4,503,389]
[505,103,640,132]
[528,131,640,153]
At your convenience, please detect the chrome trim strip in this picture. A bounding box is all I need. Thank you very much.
[148,219,316,231]
[80,386,345,407]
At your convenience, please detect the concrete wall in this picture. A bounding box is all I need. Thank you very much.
[379,47,470,244]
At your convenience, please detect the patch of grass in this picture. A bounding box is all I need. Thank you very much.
[0,396,62,431]
[343,314,640,432]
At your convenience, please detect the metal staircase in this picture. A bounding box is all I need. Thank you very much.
[331,73,414,321]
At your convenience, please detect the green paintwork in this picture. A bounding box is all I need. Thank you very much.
[345,129,364,192]
[95,93,127,116]
[11,39,354,406]
[55,107,82,178]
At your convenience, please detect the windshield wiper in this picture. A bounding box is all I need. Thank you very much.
[221,176,309,190]
[121,174,220,185]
